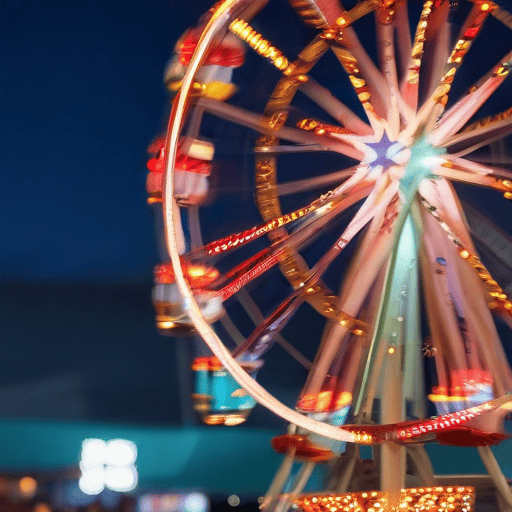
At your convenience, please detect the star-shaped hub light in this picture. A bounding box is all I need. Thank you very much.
[364,132,406,172]
[350,127,446,196]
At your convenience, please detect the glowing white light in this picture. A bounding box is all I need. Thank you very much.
[390,147,411,165]
[79,469,106,495]
[79,438,138,495]
[386,143,403,160]
[105,465,138,493]
[421,155,444,169]
[81,439,107,466]
[363,148,378,165]
[106,439,137,466]
[183,493,209,512]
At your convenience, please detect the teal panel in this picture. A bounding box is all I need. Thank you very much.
[0,420,282,494]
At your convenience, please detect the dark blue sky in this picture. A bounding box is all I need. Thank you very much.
[1,0,213,282]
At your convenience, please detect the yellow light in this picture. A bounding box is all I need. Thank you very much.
[157,321,176,329]
[229,19,289,73]
[481,2,490,10]
[188,266,206,278]
[428,394,468,402]
[335,391,352,409]
[460,249,470,259]
[388,347,395,354]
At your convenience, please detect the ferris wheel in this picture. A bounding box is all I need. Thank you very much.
[147,0,512,509]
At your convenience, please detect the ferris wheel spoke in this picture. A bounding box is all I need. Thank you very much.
[299,78,374,135]
[466,154,512,164]
[401,0,450,111]
[288,0,390,123]
[447,123,512,157]
[196,97,363,160]
[376,17,399,94]
[420,177,479,250]
[219,313,246,346]
[432,52,512,146]
[366,3,405,136]
[231,178,398,361]
[195,184,372,300]
[491,2,512,29]
[253,144,323,154]
[330,44,386,132]
[301,223,394,401]
[434,164,507,192]
[214,184,371,297]
[194,167,371,259]
[335,4,392,120]
[236,289,313,369]
[393,0,412,85]
[277,166,358,196]
[419,193,512,318]
[219,288,314,368]
[422,211,482,370]
[419,194,512,394]
[412,2,494,135]
[441,155,512,194]
[444,154,512,177]
[443,105,512,148]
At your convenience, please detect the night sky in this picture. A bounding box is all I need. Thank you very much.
[1,0,512,430]
[1,0,213,283]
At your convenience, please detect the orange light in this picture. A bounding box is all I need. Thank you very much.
[33,504,51,512]
[297,394,317,411]
[271,434,335,461]
[191,356,223,372]
[19,477,37,496]
[154,262,219,287]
